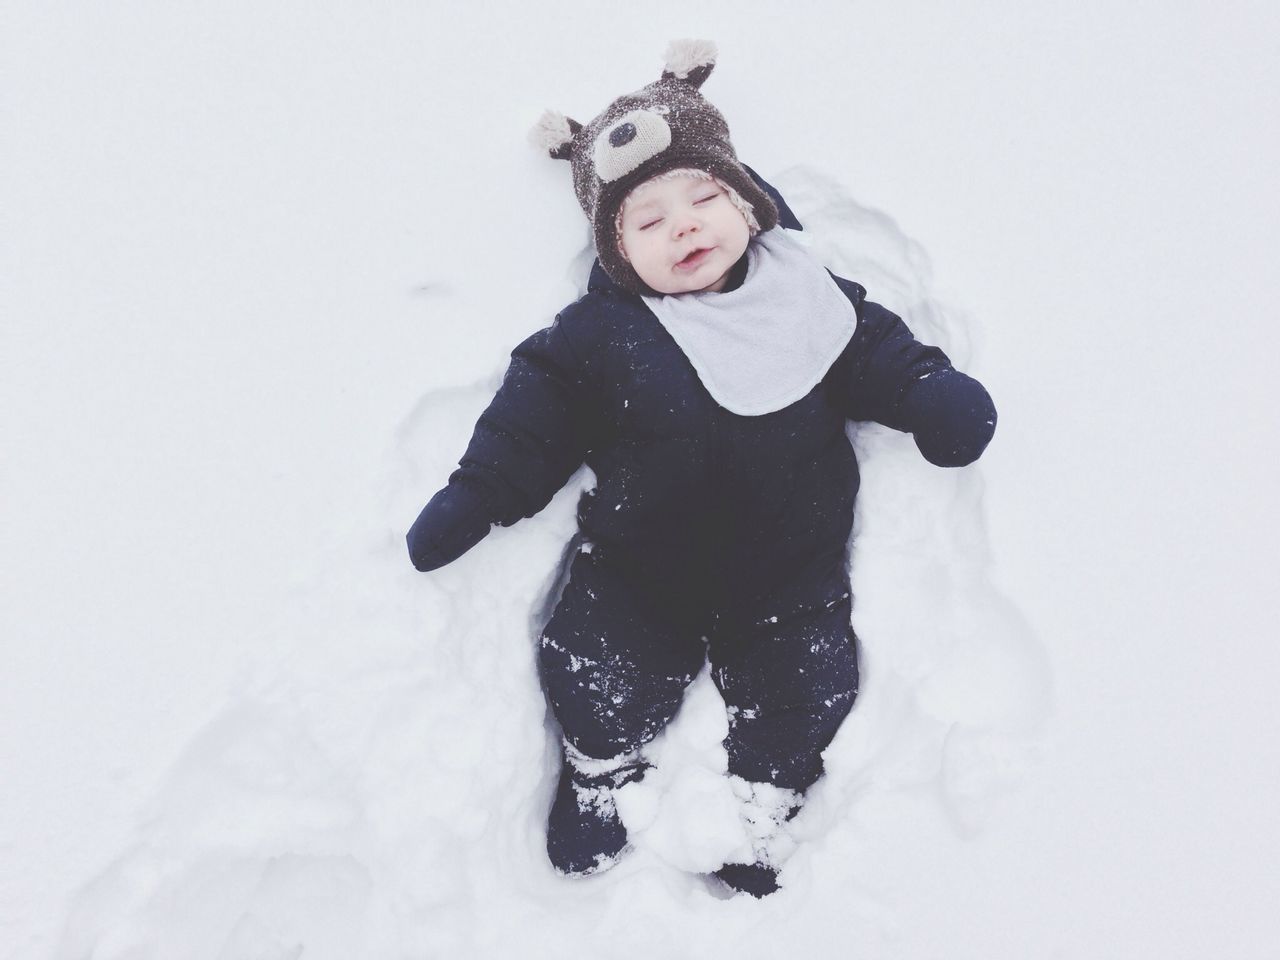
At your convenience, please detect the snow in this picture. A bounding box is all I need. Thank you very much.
[4,1,1279,957]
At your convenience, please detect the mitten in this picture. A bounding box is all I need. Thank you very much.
[406,480,495,572]
[901,369,997,467]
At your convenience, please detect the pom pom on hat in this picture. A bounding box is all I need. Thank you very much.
[528,109,581,160]
[662,38,717,79]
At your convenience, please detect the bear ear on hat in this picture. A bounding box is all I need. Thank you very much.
[529,109,582,161]
[660,38,717,88]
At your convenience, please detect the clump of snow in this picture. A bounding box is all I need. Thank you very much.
[613,664,748,873]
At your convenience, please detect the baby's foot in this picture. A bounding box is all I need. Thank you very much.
[713,861,780,897]
[546,746,649,877]
[710,777,802,896]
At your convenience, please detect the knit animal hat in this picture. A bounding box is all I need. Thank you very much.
[530,40,780,295]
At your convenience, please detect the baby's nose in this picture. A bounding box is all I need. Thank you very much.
[672,211,701,237]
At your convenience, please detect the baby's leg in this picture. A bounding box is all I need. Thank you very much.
[709,557,860,894]
[538,543,706,875]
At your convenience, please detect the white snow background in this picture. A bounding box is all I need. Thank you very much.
[3,1,1278,957]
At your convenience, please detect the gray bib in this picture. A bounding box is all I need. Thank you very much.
[642,228,857,416]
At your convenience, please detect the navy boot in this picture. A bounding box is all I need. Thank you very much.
[713,862,780,897]
[712,777,803,897]
[546,744,649,877]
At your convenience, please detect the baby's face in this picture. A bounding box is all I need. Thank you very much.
[618,173,751,295]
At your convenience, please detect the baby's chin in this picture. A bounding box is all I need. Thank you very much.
[657,273,728,295]
[697,266,735,294]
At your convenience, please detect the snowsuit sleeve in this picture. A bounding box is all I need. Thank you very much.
[406,316,600,572]
[829,299,997,467]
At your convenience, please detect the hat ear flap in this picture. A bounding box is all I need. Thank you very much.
[660,39,717,89]
[529,110,582,161]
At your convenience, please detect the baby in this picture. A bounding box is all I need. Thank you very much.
[407,40,997,897]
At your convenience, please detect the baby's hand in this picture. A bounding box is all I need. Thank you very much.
[406,482,494,572]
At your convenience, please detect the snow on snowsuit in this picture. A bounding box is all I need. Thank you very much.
[405,180,997,870]
[408,291,994,769]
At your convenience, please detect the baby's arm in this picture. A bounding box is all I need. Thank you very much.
[406,316,599,572]
[831,298,996,467]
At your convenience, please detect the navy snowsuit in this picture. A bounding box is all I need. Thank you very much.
[407,177,996,801]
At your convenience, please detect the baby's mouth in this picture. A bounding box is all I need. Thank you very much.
[676,247,713,270]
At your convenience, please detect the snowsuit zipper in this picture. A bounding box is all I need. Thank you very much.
[703,407,739,605]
